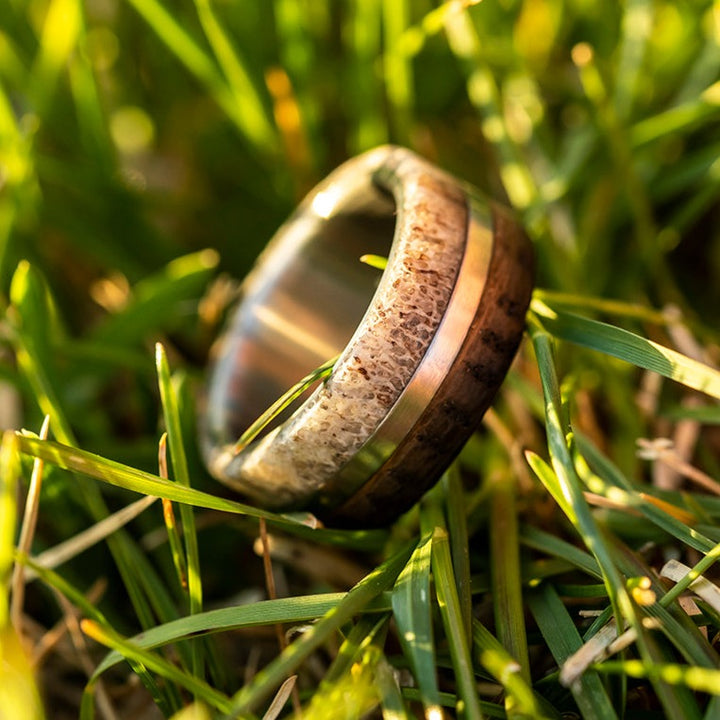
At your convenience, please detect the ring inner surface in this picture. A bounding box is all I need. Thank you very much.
[204,176,396,447]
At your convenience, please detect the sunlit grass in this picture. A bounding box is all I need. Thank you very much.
[1,0,719,718]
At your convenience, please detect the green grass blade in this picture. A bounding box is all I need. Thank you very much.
[519,524,603,580]
[444,7,538,212]
[488,470,531,688]
[532,289,673,326]
[81,620,233,715]
[123,0,269,151]
[391,531,441,715]
[660,540,720,610]
[233,353,337,453]
[302,645,382,720]
[431,524,485,720]
[29,0,81,114]
[382,0,413,143]
[375,651,411,719]
[574,436,717,555]
[192,0,277,153]
[472,619,555,720]
[10,262,72,443]
[531,320,661,617]
[532,301,720,400]
[444,465,473,644]
[9,263,177,638]
[631,91,720,147]
[323,614,390,685]
[0,432,20,629]
[527,583,618,720]
[347,0,387,152]
[612,0,654,120]
[156,343,204,682]
[530,324,704,717]
[594,660,720,695]
[401,689,507,718]
[91,592,392,677]
[14,434,307,526]
[226,543,415,717]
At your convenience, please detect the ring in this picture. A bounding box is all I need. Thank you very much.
[201,146,534,527]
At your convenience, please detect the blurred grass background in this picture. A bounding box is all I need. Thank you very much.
[2,0,720,718]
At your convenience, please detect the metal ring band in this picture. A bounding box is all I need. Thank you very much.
[201,146,534,527]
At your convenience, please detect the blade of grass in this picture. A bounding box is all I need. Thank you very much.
[10,415,48,630]
[529,321,701,718]
[382,0,413,144]
[323,613,390,685]
[0,432,20,631]
[374,650,411,720]
[124,0,277,154]
[391,530,441,717]
[0,81,38,282]
[9,262,184,667]
[594,660,720,695]
[444,6,538,212]
[574,441,717,555]
[14,434,309,526]
[1,497,43,720]
[92,250,219,346]
[400,688,507,718]
[81,620,234,716]
[612,0,654,120]
[426,501,484,720]
[226,542,415,717]
[301,645,381,720]
[444,464,472,645]
[347,0,387,152]
[158,434,188,592]
[531,301,720,400]
[662,560,720,616]
[609,540,719,670]
[16,553,173,718]
[527,583,618,720]
[68,42,114,173]
[156,343,205,685]
[90,591,393,677]
[532,289,674,326]
[192,0,277,153]
[519,524,603,580]
[488,469,531,688]
[232,353,337,453]
[631,87,720,148]
[29,0,81,114]
[472,618,556,720]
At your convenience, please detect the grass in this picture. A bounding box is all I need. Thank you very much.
[1,0,720,718]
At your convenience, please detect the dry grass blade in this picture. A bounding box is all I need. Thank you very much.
[661,560,720,617]
[11,415,50,632]
[261,675,297,720]
[23,496,158,582]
